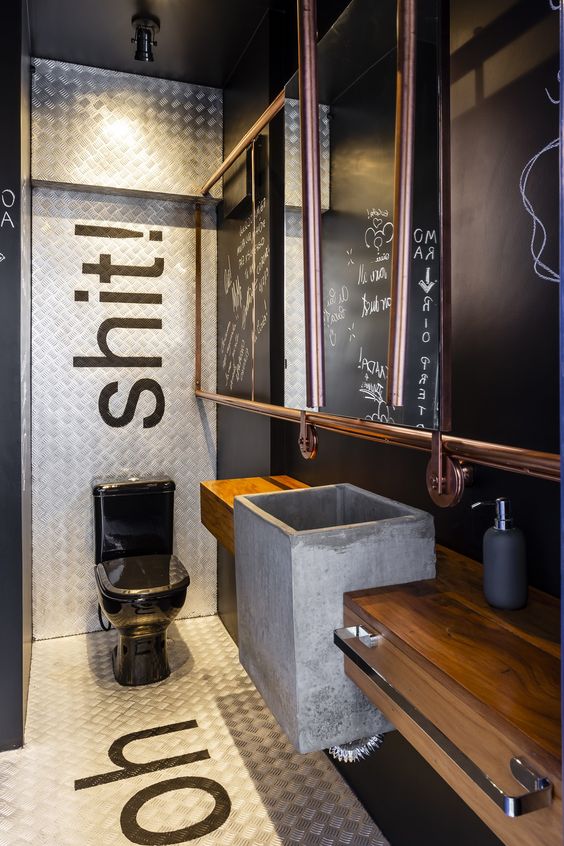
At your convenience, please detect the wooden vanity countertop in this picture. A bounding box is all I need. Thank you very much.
[200,475,308,555]
[345,545,561,768]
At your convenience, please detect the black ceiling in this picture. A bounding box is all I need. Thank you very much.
[29,0,284,88]
[29,0,351,89]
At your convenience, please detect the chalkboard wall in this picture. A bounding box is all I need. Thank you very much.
[217,137,270,401]
[320,32,440,429]
[450,2,559,453]
[283,0,442,428]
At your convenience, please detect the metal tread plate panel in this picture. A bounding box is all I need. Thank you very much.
[284,99,330,210]
[0,616,389,846]
[32,59,222,199]
[32,188,217,639]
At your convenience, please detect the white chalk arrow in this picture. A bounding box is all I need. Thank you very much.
[418,267,436,294]
[0,253,5,264]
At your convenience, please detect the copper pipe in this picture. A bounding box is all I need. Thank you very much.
[199,90,285,196]
[194,204,202,390]
[251,141,257,401]
[195,389,560,482]
[442,436,559,482]
[297,0,325,409]
[438,0,452,431]
[387,0,417,407]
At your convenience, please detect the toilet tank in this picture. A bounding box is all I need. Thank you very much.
[93,478,175,564]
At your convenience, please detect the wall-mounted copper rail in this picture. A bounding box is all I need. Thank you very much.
[199,90,285,196]
[297,0,325,409]
[387,0,417,408]
[194,389,560,483]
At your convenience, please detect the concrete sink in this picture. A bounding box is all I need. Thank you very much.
[234,483,435,753]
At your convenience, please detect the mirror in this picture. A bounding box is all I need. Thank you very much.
[216,136,269,400]
[284,0,442,429]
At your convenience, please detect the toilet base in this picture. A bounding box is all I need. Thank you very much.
[112,630,170,686]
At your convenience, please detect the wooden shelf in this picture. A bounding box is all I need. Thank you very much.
[200,475,308,555]
[343,547,561,846]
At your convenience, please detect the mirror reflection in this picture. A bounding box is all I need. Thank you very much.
[284,0,441,429]
[216,136,269,400]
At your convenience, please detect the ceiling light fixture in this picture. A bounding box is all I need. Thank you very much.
[131,14,160,62]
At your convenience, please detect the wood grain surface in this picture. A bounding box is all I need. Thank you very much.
[200,475,308,554]
[343,548,561,846]
[345,549,560,762]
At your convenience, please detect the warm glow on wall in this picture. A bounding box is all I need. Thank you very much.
[103,115,137,145]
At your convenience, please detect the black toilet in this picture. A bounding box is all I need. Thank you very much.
[93,478,190,686]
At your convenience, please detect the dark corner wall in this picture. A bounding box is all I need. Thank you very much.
[0,0,32,751]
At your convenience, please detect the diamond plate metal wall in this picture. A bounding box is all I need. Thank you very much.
[32,59,222,199]
[284,99,330,210]
[32,188,217,639]
[284,212,307,409]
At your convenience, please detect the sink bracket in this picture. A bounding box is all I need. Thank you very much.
[298,411,318,460]
[426,430,473,507]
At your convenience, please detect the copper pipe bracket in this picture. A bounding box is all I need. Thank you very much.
[299,411,318,460]
[426,431,473,507]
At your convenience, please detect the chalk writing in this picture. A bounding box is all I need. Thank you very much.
[324,194,439,428]
[218,138,270,394]
[357,348,387,379]
[1,188,16,229]
[357,263,388,286]
[361,381,395,423]
[360,292,391,317]
[364,211,394,252]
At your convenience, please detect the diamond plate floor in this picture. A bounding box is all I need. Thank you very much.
[0,616,390,846]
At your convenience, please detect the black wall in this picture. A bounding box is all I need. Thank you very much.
[278,0,560,597]
[215,2,559,844]
[216,13,276,641]
[0,0,32,751]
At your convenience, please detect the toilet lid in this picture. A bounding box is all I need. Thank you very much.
[96,554,190,599]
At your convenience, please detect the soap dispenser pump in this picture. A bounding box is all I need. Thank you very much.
[471,498,527,610]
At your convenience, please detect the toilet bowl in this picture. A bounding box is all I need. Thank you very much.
[93,478,190,686]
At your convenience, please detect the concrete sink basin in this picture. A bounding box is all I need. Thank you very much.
[234,483,435,753]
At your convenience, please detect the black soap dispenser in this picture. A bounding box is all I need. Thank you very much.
[471,498,527,610]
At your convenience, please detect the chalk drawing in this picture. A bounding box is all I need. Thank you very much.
[520,138,559,283]
[518,1,559,283]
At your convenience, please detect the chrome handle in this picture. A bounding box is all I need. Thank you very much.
[334,625,553,817]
